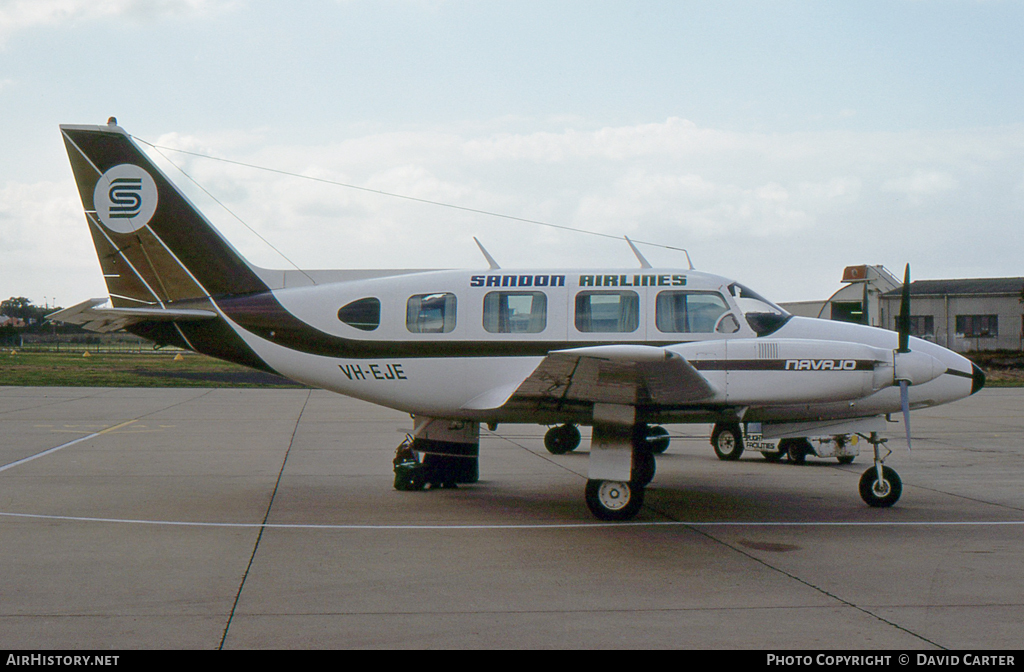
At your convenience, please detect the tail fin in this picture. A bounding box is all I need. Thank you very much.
[61,121,269,307]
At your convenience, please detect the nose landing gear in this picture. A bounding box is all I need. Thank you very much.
[858,432,902,507]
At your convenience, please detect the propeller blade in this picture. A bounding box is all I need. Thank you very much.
[897,263,911,353]
[899,379,912,451]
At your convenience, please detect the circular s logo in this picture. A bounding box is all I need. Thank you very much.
[94,164,158,233]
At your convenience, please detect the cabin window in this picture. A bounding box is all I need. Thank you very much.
[574,291,639,333]
[655,291,733,333]
[483,291,547,333]
[337,297,381,331]
[407,293,457,333]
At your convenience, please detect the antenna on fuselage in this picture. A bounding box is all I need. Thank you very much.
[624,236,652,269]
[473,237,500,270]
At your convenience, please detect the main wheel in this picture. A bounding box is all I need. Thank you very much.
[646,425,671,454]
[585,479,644,521]
[711,423,744,461]
[544,424,581,455]
[859,466,902,507]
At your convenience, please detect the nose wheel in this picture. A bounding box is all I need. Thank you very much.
[858,432,902,507]
[859,466,902,507]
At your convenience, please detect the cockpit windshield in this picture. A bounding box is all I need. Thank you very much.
[727,283,792,336]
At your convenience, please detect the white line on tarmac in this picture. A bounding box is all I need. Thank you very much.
[0,419,138,474]
[1,511,1023,531]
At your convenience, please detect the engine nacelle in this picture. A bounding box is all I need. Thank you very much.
[673,338,894,405]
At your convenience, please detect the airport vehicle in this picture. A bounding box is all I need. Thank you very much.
[710,421,860,464]
[53,120,986,521]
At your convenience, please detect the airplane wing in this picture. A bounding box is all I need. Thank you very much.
[463,344,717,410]
[47,298,217,333]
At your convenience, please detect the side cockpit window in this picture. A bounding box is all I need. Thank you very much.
[575,291,639,333]
[483,291,547,333]
[655,291,734,333]
[337,297,381,331]
[407,293,457,333]
[728,283,792,336]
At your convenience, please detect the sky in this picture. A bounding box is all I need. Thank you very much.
[1,0,1023,309]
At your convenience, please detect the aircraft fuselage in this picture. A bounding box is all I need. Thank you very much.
[206,266,979,426]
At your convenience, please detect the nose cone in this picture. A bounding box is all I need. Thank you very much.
[971,363,986,395]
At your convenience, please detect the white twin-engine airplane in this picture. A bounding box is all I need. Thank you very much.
[54,120,985,521]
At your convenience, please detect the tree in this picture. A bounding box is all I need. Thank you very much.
[1,297,33,318]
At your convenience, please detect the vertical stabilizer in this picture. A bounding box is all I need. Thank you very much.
[61,121,269,307]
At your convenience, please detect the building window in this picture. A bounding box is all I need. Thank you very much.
[575,291,639,333]
[482,291,547,333]
[656,291,733,333]
[407,293,457,333]
[337,297,381,331]
[956,314,998,338]
[909,315,934,339]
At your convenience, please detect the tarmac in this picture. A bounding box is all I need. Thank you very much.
[0,385,1022,650]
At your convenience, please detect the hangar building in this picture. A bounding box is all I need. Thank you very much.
[780,266,1023,353]
[880,277,1024,352]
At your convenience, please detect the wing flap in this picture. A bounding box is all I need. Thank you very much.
[465,344,717,411]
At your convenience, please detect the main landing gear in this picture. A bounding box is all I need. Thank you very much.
[585,478,643,521]
[544,423,582,454]
[545,423,670,456]
[584,423,665,521]
[544,421,667,521]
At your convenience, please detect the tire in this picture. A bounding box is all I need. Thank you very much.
[646,425,671,454]
[837,455,855,465]
[859,466,902,507]
[783,438,811,465]
[711,423,744,461]
[544,424,581,455]
[585,479,644,521]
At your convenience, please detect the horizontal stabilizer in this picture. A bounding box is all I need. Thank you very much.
[48,298,217,333]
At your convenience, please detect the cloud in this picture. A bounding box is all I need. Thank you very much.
[0,179,102,304]
[0,0,238,41]
[882,170,959,203]
[13,117,1024,305]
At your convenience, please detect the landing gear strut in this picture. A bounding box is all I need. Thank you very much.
[858,432,902,507]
